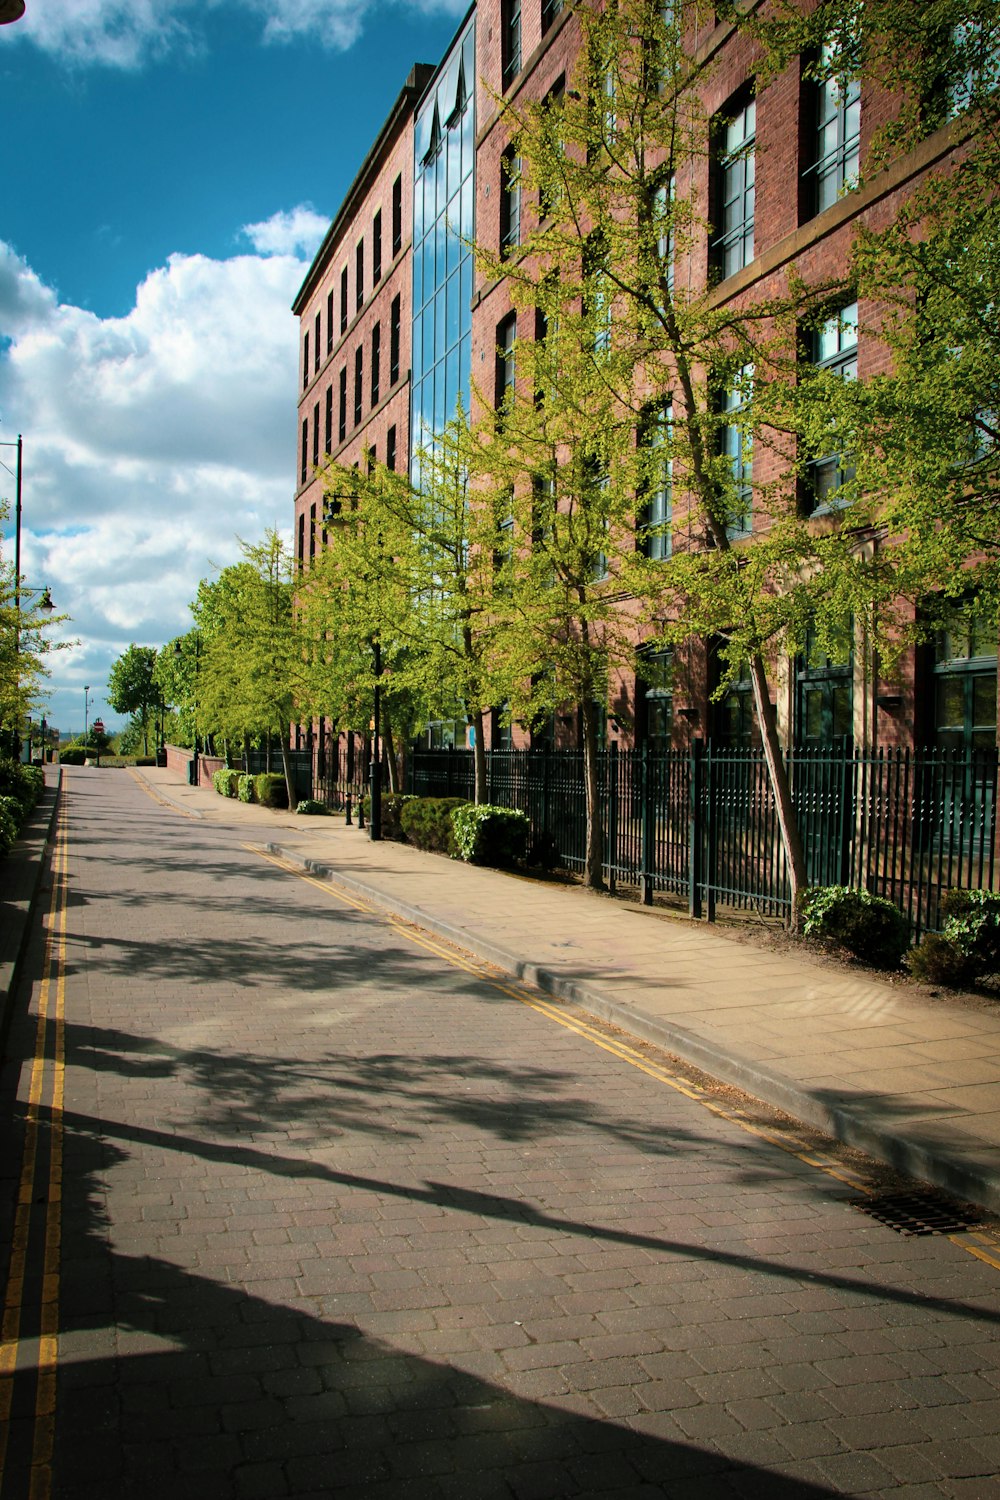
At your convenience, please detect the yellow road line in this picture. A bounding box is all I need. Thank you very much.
[0,797,68,1496]
[250,849,1000,1273]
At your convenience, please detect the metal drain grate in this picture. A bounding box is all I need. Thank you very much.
[848,1190,985,1236]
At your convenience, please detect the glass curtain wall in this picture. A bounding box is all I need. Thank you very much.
[411,16,476,484]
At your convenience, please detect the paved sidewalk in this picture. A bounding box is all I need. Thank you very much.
[122,764,1000,1216]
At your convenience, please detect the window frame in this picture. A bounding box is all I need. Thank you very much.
[710,91,756,282]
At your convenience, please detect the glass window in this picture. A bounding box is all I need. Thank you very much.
[503,0,521,88]
[720,364,753,539]
[501,149,521,257]
[640,405,672,560]
[805,301,858,514]
[933,611,998,753]
[542,0,563,35]
[712,95,755,280]
[795,622,854,747]
[639,649,673,750]
[806,37,861,216]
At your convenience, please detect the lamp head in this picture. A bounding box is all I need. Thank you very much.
[0,1,26,24]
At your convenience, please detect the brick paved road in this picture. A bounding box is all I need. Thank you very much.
[2,770,1000,1499]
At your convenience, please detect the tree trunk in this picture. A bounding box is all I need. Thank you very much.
[747,651,808,930]
[472,708,488,804]
[279,729,296,812]
[581,697,604,890]
[383,713,400,793]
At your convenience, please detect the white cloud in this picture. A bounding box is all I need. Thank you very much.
[242,206,329,260]
[0,222,315,733]
[0,0,470,69]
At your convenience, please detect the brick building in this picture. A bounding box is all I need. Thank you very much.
[294,2,998,775]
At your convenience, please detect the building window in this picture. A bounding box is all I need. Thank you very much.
[325,386,333,455]
[326,291,334,354]
[500,148,521,258]
[309,502,317,561]
[796,622,854,747]
[300,417,308,485]
[502,0,522,88]
[390,294,401,384]
[538,77,565,220]
[356,240,364,311]
[719,364,753,539]
[804,301,858,514]
[805,39,860,217]
[297,511,305,571]
[386,425,397,472]
[354,345,363,426]
[639,404,672,560]
[338,367,347,443]
[541,0,563,36]
[712,649,754,746]
[496,314,516,412]
[314,312,321,372]
[372,209,383,286]
[651,173,675,300]
[638,649,673,750]
[932,611,998,754]
[312,401,320,469]
[585,457,609,581]
[584,230,611,355]
[371,321,381,407]
[392,174,403,257]
[302,332,310,390]
[711,91,755,281]
[340,267,348,333]
[494,492,515,593]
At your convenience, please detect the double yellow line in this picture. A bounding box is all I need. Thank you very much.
[0,796,68,1499]
[254,845,1000,1274]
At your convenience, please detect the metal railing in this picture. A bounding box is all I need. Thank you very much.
[403,743,998,937]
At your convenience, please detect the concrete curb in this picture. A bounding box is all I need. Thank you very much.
[0,769,62,1055]
[267,840,1000,1215]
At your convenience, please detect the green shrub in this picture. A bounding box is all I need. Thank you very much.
[451,803,530,866]
[134,757,156,768]
[399,796,468,855]
[213,768,241,798]
[253,772,288,809]
[57,746,87,765]
[381,793,417,840]
[237,773,255,803]
[941,888,1000,975]
[910,888,1000,986]
[296,798,330,815]
[0,759,43,810]
[801,885,911,970]
[0,798,18,854]
[907,932,976,987]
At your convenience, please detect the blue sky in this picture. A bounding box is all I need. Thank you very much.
[0,0,465,736]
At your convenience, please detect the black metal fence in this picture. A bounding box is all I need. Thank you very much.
[405,743,999,937]
[241,747,314,803]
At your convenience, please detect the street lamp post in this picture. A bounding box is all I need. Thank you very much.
[84,685,90,753]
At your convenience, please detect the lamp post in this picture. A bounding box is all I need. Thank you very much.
[84,685,90,753]
[370,635,382,842]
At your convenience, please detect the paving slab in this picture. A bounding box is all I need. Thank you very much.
[38,763,1000,1214]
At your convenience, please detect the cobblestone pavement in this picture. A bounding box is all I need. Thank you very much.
[1,769,999,1500]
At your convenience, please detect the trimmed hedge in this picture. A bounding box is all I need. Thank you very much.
[400,796,468,855]
[909,888,1000,986]
[0,795,21,854]
[213,768,241,798]
[253,772,288,809]
[801,885,911,970]
[238,773,255,803]
[296,799,330,816]
[451,803,529,866]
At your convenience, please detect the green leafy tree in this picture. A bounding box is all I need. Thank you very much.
[308,425,510,802]
[0,504,69,756]
[193,531,306,810]
[107,644,164,756]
